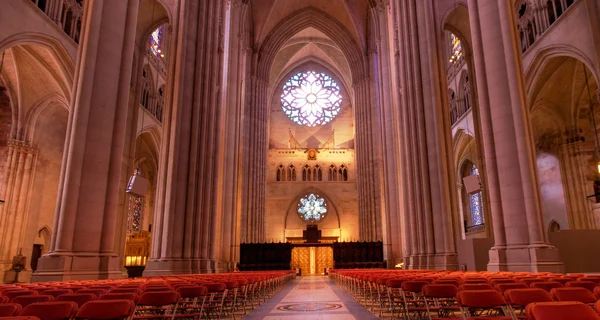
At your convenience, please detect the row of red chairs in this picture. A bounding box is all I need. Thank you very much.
[330,269,600,319]
[0,270,294,320]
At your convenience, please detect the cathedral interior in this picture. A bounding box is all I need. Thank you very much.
[2,0,600,318]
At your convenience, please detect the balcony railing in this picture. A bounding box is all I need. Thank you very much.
[518,0,578,53]
[465,223,485,233]
[29,0,83,44]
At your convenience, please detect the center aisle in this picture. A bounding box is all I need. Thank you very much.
[244,275,378,320]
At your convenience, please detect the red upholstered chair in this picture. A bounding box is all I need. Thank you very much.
[526,301,600,320]
[10,295,54,308]
[401,280,430,320]
[0,317,41,320]
[19,301,78,320]
[98,292,139,304]
[55,293,96,307]
[175,286,207,319]
[421,284,460,319]
[531,281,563,292]
[0,303,23,316]
[566,281,597,292]
[551,287,597,304]
[134,291,181,318]
[74,299,135,320]
[203,283,228,320]
[456,290,513,319]
[0,296,9,303]
[504,288,553,318]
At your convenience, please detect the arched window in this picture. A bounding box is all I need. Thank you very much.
[469,165,484,226]
[276,164,285,181]
[156,86,164,122]
[328,164,337,181]
[127,168,143,234]
[149,26,165,58]
[448,33,463,64]
[141,66,151,110]
[460,73,471,113]
[297,193,327,222]
[339,164,348,181]
[302,165,311,181]
[281,71,342,126]
[288,164,296,181]
[313,164,322,181]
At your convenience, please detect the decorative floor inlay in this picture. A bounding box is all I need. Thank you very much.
[277,302,343,312]
[296,285,326,290]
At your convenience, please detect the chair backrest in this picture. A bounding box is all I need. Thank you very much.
[6,290,37,300]
[422,284,458,298]
[457,290,507,308]
[526,301,600,320]
[138,291,180,306]
[551,287,597,304]
[109,288,140,294]
[203,283,227,293]
[460,283,495,291]
[11,295,54,308]
[531,281,563,292]
[55,293,96,307]
[176,286,208,299]
[20,301,78,320]
[75,299,135,320]
[401,280,429,293]
[566,281,597,292]
[504,288,553,307]
[75,289,105,297]
[0,303,23,316]
[43,289,73,298]
[98,292,139,303]
[496,282,528,294]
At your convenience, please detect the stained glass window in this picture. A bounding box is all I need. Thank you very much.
[298,194,327,222]
[127,168,143,233]
[149,26,164,58]
[469,165,484,226]
[281,71,342,127]
[449,32,463,64]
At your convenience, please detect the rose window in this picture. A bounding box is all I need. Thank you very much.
[281,71,342,126]
[298,193,327,222]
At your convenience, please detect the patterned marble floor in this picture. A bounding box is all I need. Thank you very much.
[243,276,378,320]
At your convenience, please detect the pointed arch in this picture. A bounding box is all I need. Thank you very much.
[257,7,367,83]
[284,187,341,229]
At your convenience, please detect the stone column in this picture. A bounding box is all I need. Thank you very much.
[218,0,249,269]
[390,0,457,270]
[0,141,36,278]
[559,141,594,229]
[368,0,403,267]
[468,0,562,272]
[32,0,139,281]
[144,0,229,275]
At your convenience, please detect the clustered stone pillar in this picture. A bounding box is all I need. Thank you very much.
[32,0,140,281]
[218,0,250,268]
[353,75,383,242]
[390,0,457,270]
[558,141,595,229]
[240,72,267,244]
[468,0,562,272]
[0,141,36,276]
[368,0,403,267]
[145,0,230,275]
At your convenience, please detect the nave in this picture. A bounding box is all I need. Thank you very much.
[4,269,600,319]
